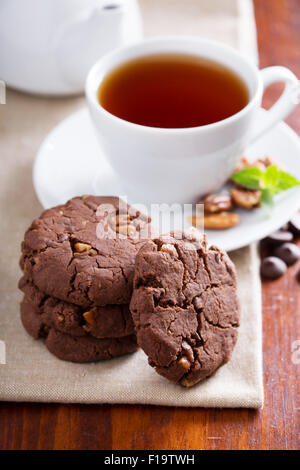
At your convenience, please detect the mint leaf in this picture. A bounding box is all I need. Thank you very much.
[232,167,264,190]
[263,165,280,192]
[276,170,300,192]
[260,188,274,208]
[232,162,300,211]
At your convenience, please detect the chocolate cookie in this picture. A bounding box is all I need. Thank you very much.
[20,298,138,363]
[45,330,138,363]
[20,196,151,307]
[130,233,240,387]
[19,277,135,338]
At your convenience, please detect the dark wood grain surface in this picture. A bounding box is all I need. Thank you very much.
[0,0,300,450]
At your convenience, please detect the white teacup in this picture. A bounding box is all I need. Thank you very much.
[86,37,299,204]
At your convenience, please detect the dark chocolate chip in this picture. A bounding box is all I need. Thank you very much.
[261,256,287,280]
[297,268,300,283]
[264,230,293,246]
[289,213,300,237]
[274,243,300,266]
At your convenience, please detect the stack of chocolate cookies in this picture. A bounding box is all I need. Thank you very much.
[19,195,240,387]
[19,196,151,363]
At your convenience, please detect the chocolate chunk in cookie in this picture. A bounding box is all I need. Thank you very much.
[130,232,240,387]
[20,196,151,307]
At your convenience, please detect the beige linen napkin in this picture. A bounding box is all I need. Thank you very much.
[0,0,263,407]
[140,0,258,63]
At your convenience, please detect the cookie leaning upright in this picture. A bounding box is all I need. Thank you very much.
[130,232,240,387]
[20,196,151,307]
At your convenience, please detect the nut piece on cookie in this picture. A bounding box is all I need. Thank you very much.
[74,242,98,255]
[74,242,91,253]
[201,194,233,214]
[178,356,191,370]
[83,308,98,326]
[231,187,261,209]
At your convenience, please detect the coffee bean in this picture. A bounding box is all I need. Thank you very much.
[289,213,300,237]
[274,243,300,266]
[260,256,287,279]
[264,230,293,246]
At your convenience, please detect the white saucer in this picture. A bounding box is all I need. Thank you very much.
[33,107,300,252]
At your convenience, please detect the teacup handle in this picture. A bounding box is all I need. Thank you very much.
[248,66,299,144]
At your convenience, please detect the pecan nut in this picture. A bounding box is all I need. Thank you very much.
[201,194,232,214]
[74,242,97,255]
[234,155,274,174]
[231,187,261,209]
[83,308,97,326]
[178,356,191,370]
[188,212,239,230]
[74,242,91,253]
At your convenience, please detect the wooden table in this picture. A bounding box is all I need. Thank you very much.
[0,0,299,450]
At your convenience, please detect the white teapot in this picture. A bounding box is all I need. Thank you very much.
[0,0,143,95]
